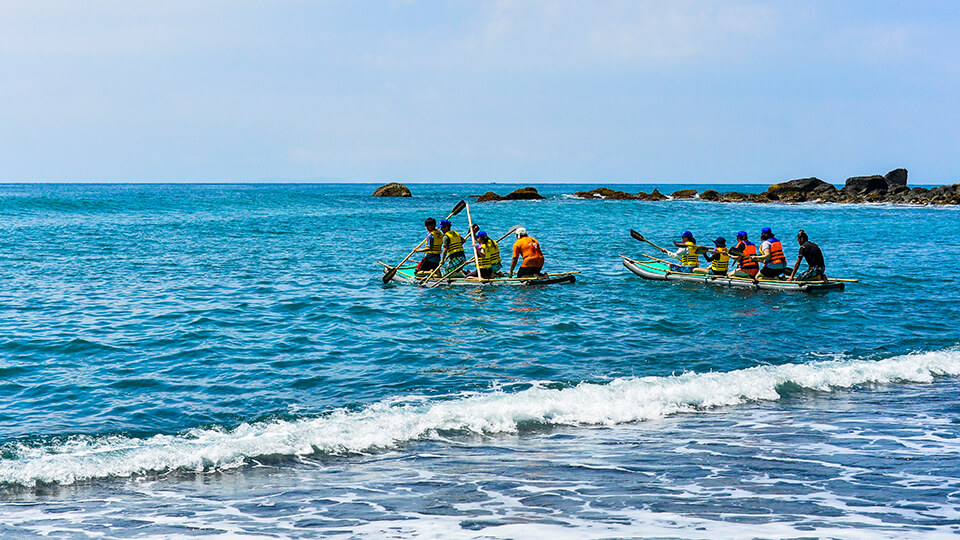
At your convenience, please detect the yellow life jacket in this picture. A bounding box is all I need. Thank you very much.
[681,241,699,267]
[478,239,501,269]
[425,229,443,255]
[444,230,464,256]
[711,247,729,272]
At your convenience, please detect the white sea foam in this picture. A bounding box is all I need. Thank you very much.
[3,348,959,486]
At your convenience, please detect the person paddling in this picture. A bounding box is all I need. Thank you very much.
[439,219,466,276]
[668,231,700,273]
[728,231,760,278]
[702,237,730,275]
[465,231,503,279]
[508,227,545,278]
[753,227,788,279]
[414,218,444,273]
[788,229,828,282]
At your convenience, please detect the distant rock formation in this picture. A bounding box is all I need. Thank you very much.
[476,186,546,202]
[637,189,668,201]
[699,189,721,201]
[562,168,960,205]
[670,189,697,199]
[572,188,639,200]
[372,183,412,197]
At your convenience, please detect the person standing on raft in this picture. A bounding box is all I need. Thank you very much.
[788,229,828,282]
[752,227,788,279]
[508,227,545,278]
[415,218,444,273]
[668,231,700,273]
[728,231,759,278]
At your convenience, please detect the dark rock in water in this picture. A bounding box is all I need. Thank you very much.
[765,177,839,203]
[502,187,546,200]
[572,187,638,200]
[844,175,888,193]
[372,182,412,197]
[884,168,908,186]
[721,191,749,202]
[749,192,773,203]
[476,191,503,202]
[768,177,832,193]
[699,189,721,201]
[670,189,697,199]
[637,189,668,201]
[476,187,546,202]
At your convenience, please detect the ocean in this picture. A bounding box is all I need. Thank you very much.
[1,183,958,538]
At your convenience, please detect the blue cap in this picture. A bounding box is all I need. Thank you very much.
[681,230,693,239]
[713,237,726,246]
[736,230,747,238]
[477,231,487,238]
[761,227,772,235]
[440,219,451,227]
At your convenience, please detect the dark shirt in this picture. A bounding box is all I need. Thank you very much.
[798,241,825,268]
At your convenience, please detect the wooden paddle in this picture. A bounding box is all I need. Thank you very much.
[629,230,670,253]
[463,201,483,283]
[424,226,520,287]
[382,200,466,284]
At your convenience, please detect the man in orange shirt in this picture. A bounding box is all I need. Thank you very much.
[508,227,545,278]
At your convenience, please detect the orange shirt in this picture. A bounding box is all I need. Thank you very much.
[512,237,545,267]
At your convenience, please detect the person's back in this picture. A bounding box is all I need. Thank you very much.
[509,228,545,278]
[731,232,760,278]
[757,227,787,278]
[790,229,827,281]
[513,236,544,266]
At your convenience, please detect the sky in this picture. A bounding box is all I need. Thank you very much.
[1,1,959,184]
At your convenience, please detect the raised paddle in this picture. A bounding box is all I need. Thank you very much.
[629,230,670,254]
[424,226,520,288]
[463,201,483,283]
[382,200,466,284]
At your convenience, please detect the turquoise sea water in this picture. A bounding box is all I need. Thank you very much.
[1,183,959,538]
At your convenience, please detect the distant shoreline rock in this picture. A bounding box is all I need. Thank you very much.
[476,186,546,202]
[565,168,960,205]
[372,183,412,197]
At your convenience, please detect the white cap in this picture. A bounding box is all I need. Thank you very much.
[515,227,527,238]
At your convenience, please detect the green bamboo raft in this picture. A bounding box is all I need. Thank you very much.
[621,255,846,293]
[377,261,578,287]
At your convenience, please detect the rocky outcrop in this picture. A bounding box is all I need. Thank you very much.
[637,189,668,201]
[699,189,721,201]
[475,186,547,202]
[372,183,412,197]
[557,168,959,205]
[671,189,698,199]
[765,177,838,203]
[572,188,638,200]
[721,191,749,202]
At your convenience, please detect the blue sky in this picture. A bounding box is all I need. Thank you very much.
[2,1,959,184]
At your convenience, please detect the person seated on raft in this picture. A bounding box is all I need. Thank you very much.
[414,217,444,274]
[751,227,788,279]
[787,229,828,282]
[728,230,759,278]
[667,231,701,273]
[509,227,545,278]
[465,230,503,279]
[699,237,730,275]
[439,219,466,276]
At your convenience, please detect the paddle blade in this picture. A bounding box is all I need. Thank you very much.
[382,267,398,283]
[450,200,466,217]
[498,225,521,241]
[629,229,646,242]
